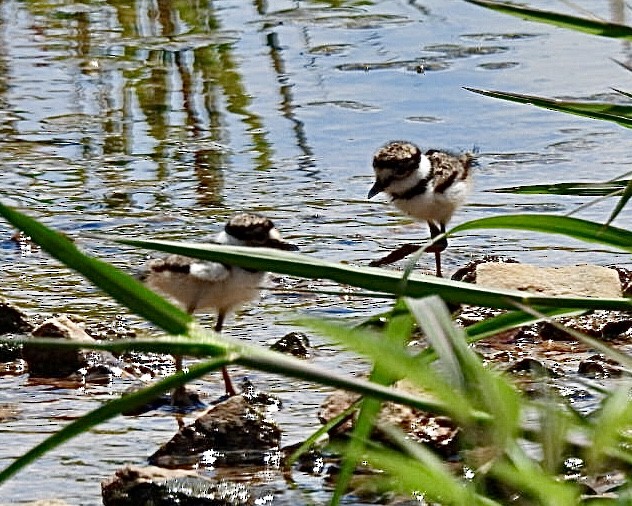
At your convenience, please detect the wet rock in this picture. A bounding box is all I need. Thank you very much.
[505,357,561,377]
[475,263,622,298]
[102,465,254,506]
[269,332,310,358]
[451,255,519,283]
[240,379,282,410]
[23,316,117,378]
[0,403,20,422]
[611,266,632,297]
[0,337,23,363]
[9,230,40,255]
[84,316,137,340]
[318,386,459,457]
[539,311,632,341]
[578,355,623,378]
[0,299,33,334]
[149,395,281,468]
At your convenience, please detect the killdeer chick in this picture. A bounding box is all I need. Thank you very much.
[368,141,473,277]
[143,212,298,403]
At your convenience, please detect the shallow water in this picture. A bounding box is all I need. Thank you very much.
[0,0,631,504]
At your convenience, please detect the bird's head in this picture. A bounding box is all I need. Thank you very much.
[225,213,298,251]
[368,141,422,198]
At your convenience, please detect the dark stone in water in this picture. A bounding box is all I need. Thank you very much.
[102,465,255,506]
[240,378,282,409]
[24,316,118,378]
[149,395,281,468]
[319,388,460,458]
[0,299,33,335]
[505,357,561,378]
[270,332,310,358]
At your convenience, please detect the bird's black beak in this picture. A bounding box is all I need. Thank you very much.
[265,239,299,251]
[368,180,384,199]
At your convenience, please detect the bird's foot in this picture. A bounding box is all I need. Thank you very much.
[425,237,448,253]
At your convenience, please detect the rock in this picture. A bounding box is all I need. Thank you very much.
[611,266,632,297]
[475,263,622,298]
[269,332,310,358]
[578,354,623,378]
[149,395,281,468]
[24,316,117,378]
[451,255,519,283]
[318,385,459,458]
[505,357,561,377]
[0,299,33,334]
[102,465,254,506]
[0,403,20,422]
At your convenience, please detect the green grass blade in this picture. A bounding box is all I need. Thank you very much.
[465,307,586,342]
[464,87,632,129]
[464,0,632,40]
[0,356,230,485]
[4,334,471,419]
[0,203,191,335]
[607,178,632,225]
[331,309,415,505]
[114,238,632,312]
[361,428,487,505]
[450,214,632,252]
[490,180,629,196]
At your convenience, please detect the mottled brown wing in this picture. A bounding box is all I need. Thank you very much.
[426,150,472,193]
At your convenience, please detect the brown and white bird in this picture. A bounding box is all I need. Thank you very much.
[368,141,473,277]
[143,212,298,402]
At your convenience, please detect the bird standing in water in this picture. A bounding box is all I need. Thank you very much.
[143,212,298,403]
[368,141,473,277]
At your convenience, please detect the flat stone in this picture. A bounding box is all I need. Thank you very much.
[476,263,622,298]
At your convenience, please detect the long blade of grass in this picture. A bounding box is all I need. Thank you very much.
[465,307,586,342]
[464,87,632,129]
[464,0,632,40]
[0,203,191,335]
[606,178,632,225]
[490,180,629,196]
[299,318,481,424]
[406,297,521,446]
[331,309,415,505]
[450,214,632,252]
[367,425,499,506]
[114,238,632,312]
[0,355,231,485]
[359,427,490,505]
[3,334,477,420]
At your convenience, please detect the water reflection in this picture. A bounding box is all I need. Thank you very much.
[0,0,631,503]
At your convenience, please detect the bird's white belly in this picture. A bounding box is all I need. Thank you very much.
[146,267,266,315]
[393,180,470,224]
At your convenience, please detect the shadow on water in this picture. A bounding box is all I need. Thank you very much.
[0,0,631,503]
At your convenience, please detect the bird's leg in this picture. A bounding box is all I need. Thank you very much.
[427,222,448,278]
[171,306,196,407]
[215,312,237,397]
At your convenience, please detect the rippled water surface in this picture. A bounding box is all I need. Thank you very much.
[0,0,631,504]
